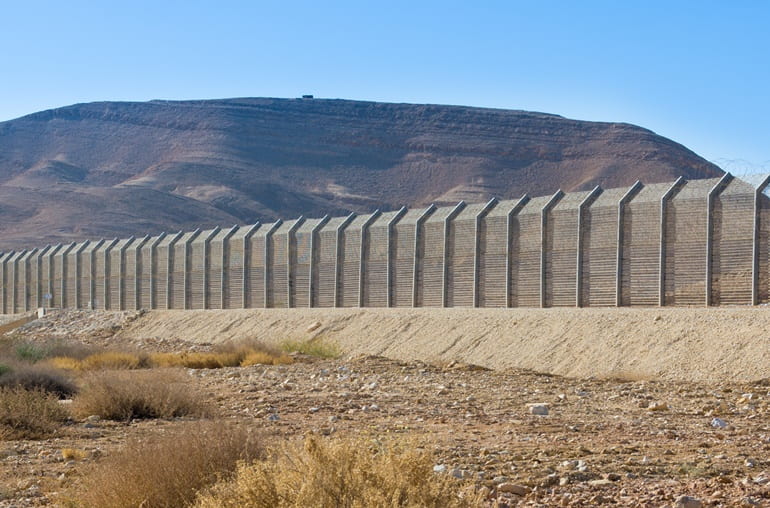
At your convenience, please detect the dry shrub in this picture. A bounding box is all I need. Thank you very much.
[0,387,69,440]
[0,365,77,398]
[280,337,341,359]
[71,421,264,508]
[149,352,242,369]
[61,448,88,461]
[240,351,293,367]
[71,369,211,421]
[46,357,83,371]
[81,352,144,370]
[196,436,481,508]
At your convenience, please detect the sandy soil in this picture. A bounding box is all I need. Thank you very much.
[115,307,770,383]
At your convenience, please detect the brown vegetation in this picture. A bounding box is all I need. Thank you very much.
[70,421,265,508]
[0,387,68,440]
[196,435,481,508]
[71,369,211,421]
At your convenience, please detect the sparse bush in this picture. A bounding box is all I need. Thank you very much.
[196,436,481,508]
[14,341,48,363]
[72,369,211,421]
[280,337,341,359]
[0,364,10,377]
[80,352,144,370]
[149,352,242,369]
[71,421,264,508]
[61,448,88,461]
[0,387,69,440]
[240,351,293,367]
[0,366,77,398]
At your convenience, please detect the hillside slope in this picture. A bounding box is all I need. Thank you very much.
[0,97,722,249]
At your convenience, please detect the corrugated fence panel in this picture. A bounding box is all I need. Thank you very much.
[363,211,399,307]
[545,191,588,307]
[711,179,754,305]
[124,244,139,310]
[317,217,346,307]
[664,179,718,306]
[295,218,323,308]
[340,214,372,307]
[392,209,427,307]
[269,220,301,308]
[448,203,487,307]
[249,225,274,308]
[621,183,668,306]
[422,206,457,307]
[53,250,66,309]
[512,196,550,307]
[225,229,246,309]
[190,231,211,310]
[208,229,229,310]
[582,188,626,307]
[481,200,519,307]
[759,190,770,304]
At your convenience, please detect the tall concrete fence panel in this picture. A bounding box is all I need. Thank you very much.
[5,174,770,314]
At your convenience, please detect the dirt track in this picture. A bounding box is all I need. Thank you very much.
[115,307,770,383]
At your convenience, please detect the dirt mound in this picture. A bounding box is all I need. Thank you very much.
[115,307,770,383]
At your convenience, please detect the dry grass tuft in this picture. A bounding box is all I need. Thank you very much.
[70,421,265,508]
[61,448,88,461]
[149,352,242,369]
[71,369,211,421]
[0,387,69,440]
[196,435,481,508]
[280,337,341,359]
[47,351,146,371]
[240,351,293,367]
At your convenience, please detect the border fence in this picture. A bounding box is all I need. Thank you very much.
[2,173,770,314]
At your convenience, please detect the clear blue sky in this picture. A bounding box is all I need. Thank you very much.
[1,1,768,172]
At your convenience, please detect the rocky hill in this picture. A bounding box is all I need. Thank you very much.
[0,97,722,249]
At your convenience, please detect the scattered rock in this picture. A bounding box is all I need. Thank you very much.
[675,495,703,508]
[497,483,530,496]
[528,403,549,416]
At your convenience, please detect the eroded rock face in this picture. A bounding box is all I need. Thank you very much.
[0,97,721,249]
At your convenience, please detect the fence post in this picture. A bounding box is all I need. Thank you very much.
[220,225,239,310]
[412,205,437,308]
[308,216,330,308]
[200,228,220,309]
[506,196,530,308]
[442,202,466,308]
[334,213,356,308]
[616,181,643,307]
[706,173,733,306]
[576,187,602,307]
[659,177,685,306]
[540,191,564,308]
[118,238,135,311]
[752,175,770,305]
[386,208,407,308]
[358,211,381,308]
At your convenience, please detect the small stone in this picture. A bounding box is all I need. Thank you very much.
[675,495,703,508]
[497,483,530,496]
[647,401,668,411]
[433,464,447,473]
[309,407,320,413]
[588,479,614,487]
[528,403,549,416]
[711,417,728,429]
[306,321,321,332]
[492,476,509,484]
[328,415,339,423]
[745,458,756,467]
[86,415,100,422]
[267,413,280,421]
[606,472,622,482]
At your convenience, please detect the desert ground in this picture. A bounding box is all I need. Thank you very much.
[1,307,769,507]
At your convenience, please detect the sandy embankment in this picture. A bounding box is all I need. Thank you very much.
[116,307,770,383]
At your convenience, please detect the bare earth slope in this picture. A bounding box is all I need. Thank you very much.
[0,98,722,249]
[114,307,770,383]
